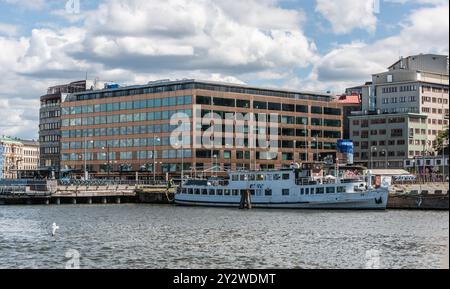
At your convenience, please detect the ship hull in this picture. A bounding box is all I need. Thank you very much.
[175,191,389,210]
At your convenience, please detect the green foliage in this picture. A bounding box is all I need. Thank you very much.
[434,128,449,155]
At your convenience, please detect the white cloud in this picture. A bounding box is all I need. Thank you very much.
[315,0,378,34]
[0,0,318,139]
[0,23,19,36]
[1,0,46,10]
[299,2,449,93]
[77,0,317,73]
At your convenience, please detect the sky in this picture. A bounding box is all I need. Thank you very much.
[0,0,448,140]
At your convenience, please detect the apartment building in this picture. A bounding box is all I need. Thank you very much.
[0,136,40,179]
[21,140,40,171]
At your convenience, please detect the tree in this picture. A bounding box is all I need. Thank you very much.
[434,128,449,155]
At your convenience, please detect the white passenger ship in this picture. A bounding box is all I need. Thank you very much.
[175,168,389,210]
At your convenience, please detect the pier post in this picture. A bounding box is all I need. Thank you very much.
[26,199,32,205]
[239,190,252,209]
[102,197,107,204]
[72,198,77,205]
[116,197,121,204]
[55,198,60,205]
[45,199,50,205]
[87,197,92,204]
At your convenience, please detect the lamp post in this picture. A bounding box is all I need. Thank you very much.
[313,137,319,162]
[102,145,111,179]
[176,141,184,182]
[181,143,184,182]
[370,146,377,170]
[213,154,218,177]
[422,140,432,182]
[443,139,449,182]
[153,136,160,184]
[84,136,93,180]
[293,140,297,164]
[304,119,308,162]
[381,149,388,169]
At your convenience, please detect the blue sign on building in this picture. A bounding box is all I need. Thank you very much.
[337,140,354,165]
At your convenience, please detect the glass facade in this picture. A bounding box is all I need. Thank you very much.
[60,81,342,177]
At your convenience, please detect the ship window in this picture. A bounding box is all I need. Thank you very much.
[316,188,325,194]
[194,189,200,195]
[202,189,208,195]
[224,189,231,195]
[217,189,223,195]
[249,174,256,181]
[337,187,346,193]
[232,190,239,196]
[282,189,290,196]
[240,174,247,181]
[300,188,304,195]
[250,190,255,196]
[310,188,314,194]
[256,189,263,196]
[257,174,264,181]
[282,174,290,180]
[232,175,239,181]
[305,188,309,195]
[265,189,272,196]
[209,189,215,195]
[273,174,281,180]
[265,174,272,181]
[326,187,335,194]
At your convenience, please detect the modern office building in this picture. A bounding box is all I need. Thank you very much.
[350,54,449,169]
[39,80,92,176]
[60,79,343,179]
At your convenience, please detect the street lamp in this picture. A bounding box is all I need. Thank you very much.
[175,141,184,182]
[303,119,308,162]
[213,154,218,177]
[370,146,377,170]
[102,145,111,179]
[153,136,161,184]
[293,140,297,163]
[313,137,319,162]
[381,149,388,169]
[84,136,94,180]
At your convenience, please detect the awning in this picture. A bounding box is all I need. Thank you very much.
[367,169,410,176]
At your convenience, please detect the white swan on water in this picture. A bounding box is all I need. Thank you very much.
[52,223,59,236]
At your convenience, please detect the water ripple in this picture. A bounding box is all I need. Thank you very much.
[0,205,448,269]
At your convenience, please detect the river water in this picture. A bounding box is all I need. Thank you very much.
[0,204,448,269]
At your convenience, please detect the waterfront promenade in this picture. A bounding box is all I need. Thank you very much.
[0,179,448,209]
